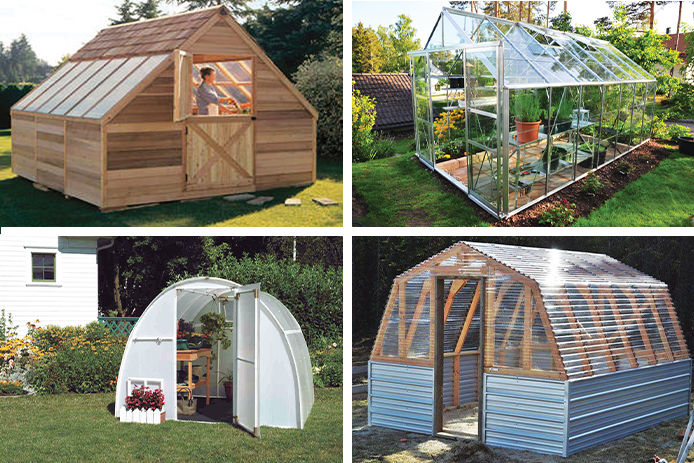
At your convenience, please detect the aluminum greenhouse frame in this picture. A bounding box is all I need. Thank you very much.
[115,277,314,436]
[409,8,657,219]
[368,242,691,457]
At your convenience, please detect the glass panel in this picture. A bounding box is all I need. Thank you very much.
[616,83,634,154]
[25,61,93,112]
[545,86,580,192]
[413,55,433,165]
[50,59,123,115]
[466,47,500,211]
[576,85,606,172]
[13,61,78,111]
[430,50,466,170]
[644,81,656,139]
[82,55,164,119]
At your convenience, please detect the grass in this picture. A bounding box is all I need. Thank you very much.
[0,388,341,463]
[0,129,342,227]
[352,144,488,227]
[575,148,694,226]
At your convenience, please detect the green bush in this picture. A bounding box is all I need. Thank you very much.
[665,82,694,121]
[538,200,577,226]
[580,174,606,194]
[656,74,680,95]
[293,56,343,161]
[0,380,24,395]
[352,84,377,162]
[176,253,342,345]
[27,322,125,394]
[0,83,36,129]
[310,337,342,387]
[369,134,396,160]
[668,124,692,142]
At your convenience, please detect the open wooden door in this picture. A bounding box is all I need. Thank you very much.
[174,50,192,121]
[185,118,254,191]
[232,284,260,437]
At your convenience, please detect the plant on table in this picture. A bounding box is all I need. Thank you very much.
[514,92,542,144]
[538,199,577,226]
[200,312,232,350]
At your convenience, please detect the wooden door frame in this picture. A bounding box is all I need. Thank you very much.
[433,274,486,442]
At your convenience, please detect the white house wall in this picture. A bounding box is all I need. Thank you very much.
[0,235,98,336]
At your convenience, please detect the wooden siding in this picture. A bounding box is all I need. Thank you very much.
[11,112,36,181]
[107,131,182,170]
[36,117,65,191]
[254,111,314,189]
[65,121,102,206]
[188,19,253,56]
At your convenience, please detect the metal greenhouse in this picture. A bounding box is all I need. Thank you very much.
[368,242,691,457]
[409,8,656,219]
[115,277,314,436]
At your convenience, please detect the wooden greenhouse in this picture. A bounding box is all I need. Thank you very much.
[368,242,691,456]
[10,6,317,210]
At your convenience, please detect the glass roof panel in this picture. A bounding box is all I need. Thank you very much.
[51,59,125,116]
[12,61,78,111]
[24,61,93,112]
[436,8,655,86]
[83,54,167,119]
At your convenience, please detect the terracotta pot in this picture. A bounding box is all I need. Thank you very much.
[224,381,233,401]
[515,119,541,144]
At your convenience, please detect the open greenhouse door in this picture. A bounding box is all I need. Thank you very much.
[233,284,261,437]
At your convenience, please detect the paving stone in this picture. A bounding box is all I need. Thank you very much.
[312,197,338,206]
[247,196,273,206]
[223,193,255,202]
[284,198,301,206]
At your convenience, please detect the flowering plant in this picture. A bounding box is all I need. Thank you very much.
[177,319,194,339]
[125,385,165,411]
[433,108,465,140]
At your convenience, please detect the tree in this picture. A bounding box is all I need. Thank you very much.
[164,0,249,14]
[0,35,51,83]
[605,1,666,30]
[376,15,421,73]
[550,11,573,32]
[110,0,138,25]
[593,16,613,31]
[352,22,382,73]
[135,0,162,19]
[244,0,342,78]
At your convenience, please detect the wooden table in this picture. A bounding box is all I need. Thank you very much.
[177,347,212,406]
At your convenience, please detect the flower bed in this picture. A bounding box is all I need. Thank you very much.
[0,380,25,396]
[120,385,165,424]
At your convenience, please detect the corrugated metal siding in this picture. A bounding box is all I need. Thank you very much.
[443,354,478,407]
[484,374,567,456]
[567,359,692,455]
[368,361,434,434]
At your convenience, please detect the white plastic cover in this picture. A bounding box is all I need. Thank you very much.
[114,277,314,429]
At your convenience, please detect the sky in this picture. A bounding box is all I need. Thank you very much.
[353,0,694,47]
[0,0,266,66]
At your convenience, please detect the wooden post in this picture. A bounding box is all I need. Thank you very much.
[519,1,523,21]
[563,1,567,13]
[398,281,407,358]
[484,278,495,368]
[527,1,532,22]
[546,1,550,27]
[520,286,532,369]
[433,278,445,434]
[494,1,499,17]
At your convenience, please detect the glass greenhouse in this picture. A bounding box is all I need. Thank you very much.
[409,8,656,218]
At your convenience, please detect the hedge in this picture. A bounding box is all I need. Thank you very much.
[0,83,36,129]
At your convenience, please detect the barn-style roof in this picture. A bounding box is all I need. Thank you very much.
[12,6,317,120]
[71,8,220,61]
[373,242,689,380]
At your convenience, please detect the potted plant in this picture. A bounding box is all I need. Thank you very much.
[514,92,542,144]
[120,386,165,424]
[219,371,234,401]
[200,312,232,350]
[541,145,568,172]
[177,318,194,350]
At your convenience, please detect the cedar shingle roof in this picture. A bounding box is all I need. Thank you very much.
[71,7,223,61]
[352,73,413,130]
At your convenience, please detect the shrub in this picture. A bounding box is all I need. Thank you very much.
[369,134,396,160]
[656,74,680,95]
[310,337,342,387]
[580,174,606,194]
[667,124,692,142]
[292,56,342,161]
[538,200,577,226]
[615,160,634,174]
[175,253,342,345]
[352,84,377,162]
[0,83,36,129]
[27,322,125,394]
[651,115,669,139]
[664,82,694,121]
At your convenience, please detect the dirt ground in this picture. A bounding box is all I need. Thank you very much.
[352,398,694,463]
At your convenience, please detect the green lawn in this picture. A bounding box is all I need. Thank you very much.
[353,153,488,227]
[576,149,694,226]
[0,388,341,463]
[0,129,342,227]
